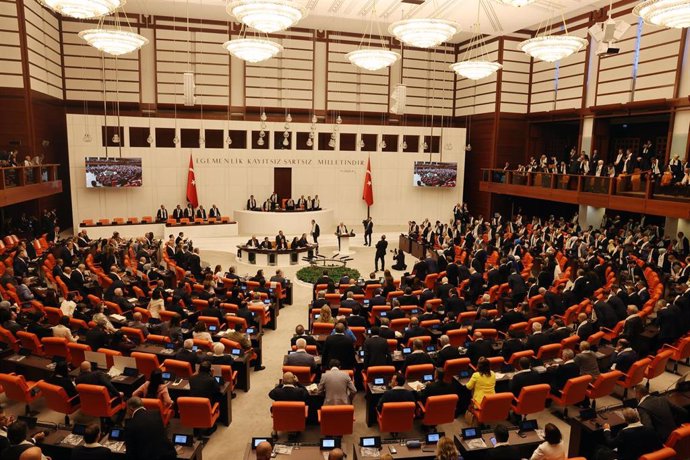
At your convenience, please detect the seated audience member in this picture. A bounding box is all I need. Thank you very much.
[420,370,456,403]
[75,361,122,401]
[70,424,110,460]
[174,339,200,366]
[435,334,461,368]
[189,360,222,406]
[124,397,176,460]
[290,324,318,347]
[609,338,637,373]
[466,356,496,406]
[525,322,549,353]
[1,421,46,460]
[635,384,688,443]
[52,315,78,342]
[268,372,308,403]
[192,322,212,342]
[317,359,356,405]
[133,369,173,409]
[404,338,434,370]
[377,373,416,411]
[603,408,663,460]
[255,441,273,460]
[286,338,316,371]
[46,361,78,399]
[435,436,459,460]
[510,357,541,397]
[487,424,521,460]
[530,423,566,460]
[467,331,493,365]
[548,348,579,396]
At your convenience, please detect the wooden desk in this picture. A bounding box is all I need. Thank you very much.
[455,431,542,460]
[243,443,323,459]
[168,378,233,426]
[567,406,627,458]
[2,354,56,381]
[353,441,438,459]
[39,428,203,460]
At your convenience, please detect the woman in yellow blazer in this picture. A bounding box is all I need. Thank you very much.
[466,356,496,405]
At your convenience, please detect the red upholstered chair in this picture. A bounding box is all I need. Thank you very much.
[639,447,677,460]
[0,326,18,351]
[76,384,125,418]
[470,392,513,424]
[41,337,70,361]
[405,364,434,381]
[537,344,562,362]
[377,402,416,435]
[549,375,592,418]
[645,350,674,388]
[67,342,91,369]
[17,331,43,355]
[198,316,221,328]
[474,328,498,340]
[507,350,534,369]
[418,394,458,428]
[662,336,690,373]
[178,397,220,433]
[587,331,605,348]
[44,307,63,326]
[0,373,42,415]
[282,366,315,385]
[447,328,469,347]
[318,405,355,437]
[390,318,410,333]
[272,401,307,434]
[96,348,121,369]
[312,322,334,335]
[37,381,80,425]
[443,358,471,382]
[511,384,550,420]
[560,335,580,352]
[142,398,173,426]
[120,327,146,344]
[192,338,213,352]
[665,425,690,459]
[616,357,651,399]
[406,335,432,348]
[586,371,624,409]
[131,352,161,379]
[163,359,194,378]
[146,334,170,345]
[362,365,396,387]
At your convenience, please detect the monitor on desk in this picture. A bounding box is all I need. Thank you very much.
[84,350,108,370]
[161,371,174,381]
[359,350,365,357]
[251,437,272,449]
[214,376,223,384]
[359,436,381,448]
[231,348,242,356]
[165,342,175,350]
[208,325,218,333]
[458,369,471,379]
[426,345,436,353]
[402,347,412,355]
[422,374,434,383]
[123,367,138,377]
[72,424,87,436]
[109,428,124,441]
[173,434,193,446]
[320,438,341,451]
[373,377,386,386]
[263,299,270,305]
[411,309,418,315]
[461,427,481,440]
[246,328,255,335]
[426,432,444,444]
[519,419,538,432]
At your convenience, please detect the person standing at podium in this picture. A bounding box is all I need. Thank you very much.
[269,192,279,210]
[156,205,168,222]
[275,231,287,250]
[247,195,257,210]
[336,222,348,251]
[375,235,388,272]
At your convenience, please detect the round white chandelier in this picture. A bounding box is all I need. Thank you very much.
[39,0,124,19]
[78,28,148,56]
[634,0,690,28]
[347,49,400,72]
[388,18,460,48]
[518,34,587,62]
[227,0,305,34]
[450,60,503,80]
[491,0,538,6]
[222,38,283,63]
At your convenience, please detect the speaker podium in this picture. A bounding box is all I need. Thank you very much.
[335,233,355,256]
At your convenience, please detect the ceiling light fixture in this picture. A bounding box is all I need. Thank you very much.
[388,18,459,48]
[491,0,537,6]
[223,38,283,62]
[227,0,305,33]
[634,0,690,28]
[450,2,502,80]
[518,7,587,62]
[39,0,124,19]
[347,0,399,71]
[78,4,148,56]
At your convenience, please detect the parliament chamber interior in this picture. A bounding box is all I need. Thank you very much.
[3,0,690,459]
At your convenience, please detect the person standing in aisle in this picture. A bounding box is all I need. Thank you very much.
[375,235,387,272]
[363,217,373,246]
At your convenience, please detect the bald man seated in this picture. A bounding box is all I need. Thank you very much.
[328,449,345,460]
[255,441,273,460]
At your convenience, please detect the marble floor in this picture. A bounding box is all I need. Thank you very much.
[3,228,684,459]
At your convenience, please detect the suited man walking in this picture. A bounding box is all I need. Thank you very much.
[374,235,388,272]
[362,327,390,368]
[317,360,356,405]
[310,219,320,244]
[124,397,176,460]
[322,323,355,370]
[363,217,373,246]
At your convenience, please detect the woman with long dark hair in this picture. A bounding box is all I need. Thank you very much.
[133,369,173,409]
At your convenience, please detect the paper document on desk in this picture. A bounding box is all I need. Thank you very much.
[408,381,426,392]
[466,438,487,450]
[495,373,504,379]
[273,445,293,455]
[103,440,125,452]
[61,434,83,446]
[306,383,318,393]
[360,447,380,457]
[111,314,126,322]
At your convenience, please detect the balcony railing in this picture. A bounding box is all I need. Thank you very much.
[0,164,59,189]
[480,169,690,218]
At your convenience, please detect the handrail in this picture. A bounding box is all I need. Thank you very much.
[0,164,60,190]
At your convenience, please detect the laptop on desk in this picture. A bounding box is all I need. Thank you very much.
[108,356,137,378]
[84,350,108,370]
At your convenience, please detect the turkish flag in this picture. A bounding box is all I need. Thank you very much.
[186,154,198,208]
[362,156,374,207]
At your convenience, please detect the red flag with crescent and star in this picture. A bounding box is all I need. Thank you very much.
[186,154,199,208]
[362,156,373,207]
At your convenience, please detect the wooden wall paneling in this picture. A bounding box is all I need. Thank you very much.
[0,0,24,89]
[500,37,530,114]
[633,26,683,102]
[400,45,454,116]
[454,39,499,116]
[463,115,495,218]
[23,0,62,99]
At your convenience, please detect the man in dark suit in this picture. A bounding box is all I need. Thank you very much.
[507,270,527,303]
[245,235,260,248]
[275,231,287,250]
[377,373,416,411]
[398,288,418,306]
[548,348,580,395]
[290,325,318,348]
[510,357,541,397]
[374,235,388,272]
[286,338,316,371]
[501,329,526,360]
[246,195,257,210]
[189,360,222,405]
[402,317,430,345]
[172,205,183,221]
[622,306,644,352]
[593,298,618,329]
[420,370,456,404]
[575,313,599,341]
[322,323,356,370]
[404,339,434,370]
[268,372,309,403]
[435,334,461,368]
[71,424,111,460]
[362,327,390,369]
[195,205,207,220]
[310,220,320,244]
[467,331,493,365]
[183,204,194,219]
[486,424,521,460]
[603,408,663,460]
[378,318,396,339]
[495,303,527,333]
[635,384,688,443]
[363,217,373,246]
[525,322,550,353]
[124,397,176,460]
[610,338,638,373]
[657,300,682,345]
[156,205,169,222]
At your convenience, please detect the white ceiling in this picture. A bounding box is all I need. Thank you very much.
[125,0,611,39]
